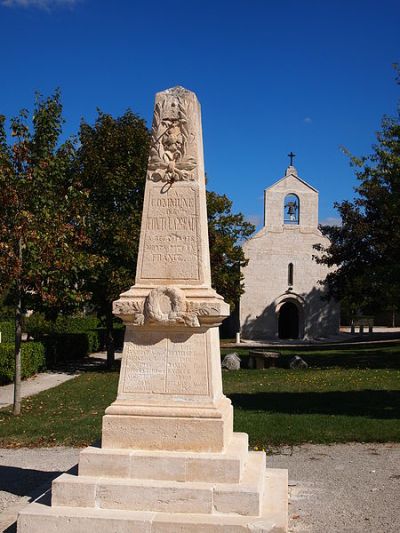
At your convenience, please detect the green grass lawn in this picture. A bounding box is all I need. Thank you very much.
[0,343,399,448]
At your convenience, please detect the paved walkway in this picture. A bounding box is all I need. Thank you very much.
[222,327,400,349]
[0,372,78,409]
[0,351,122,409]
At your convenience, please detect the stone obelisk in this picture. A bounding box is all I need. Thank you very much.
[18,87,288,532]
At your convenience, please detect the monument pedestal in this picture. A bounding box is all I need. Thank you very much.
[17,86,287,532]
[18,320,288,532]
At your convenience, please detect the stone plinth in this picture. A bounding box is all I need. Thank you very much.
[17,87,288,532]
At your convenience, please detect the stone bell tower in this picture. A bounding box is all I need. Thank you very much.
[241,159,340,340]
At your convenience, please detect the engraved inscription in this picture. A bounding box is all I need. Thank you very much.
[141,187,200,280]
[167,334,208,394]
[122,334,208,395]
[123,337,166,393]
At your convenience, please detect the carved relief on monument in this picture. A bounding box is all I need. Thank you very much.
[121,332,208,395]
[113,287,224,328]
[147,90,197,183]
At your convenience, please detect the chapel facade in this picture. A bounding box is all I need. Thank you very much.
[240,163,340,340]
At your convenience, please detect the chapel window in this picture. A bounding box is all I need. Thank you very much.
[288,263,294,286]
[284,194,299,224]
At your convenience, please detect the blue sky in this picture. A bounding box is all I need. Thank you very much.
[0,0,399,228]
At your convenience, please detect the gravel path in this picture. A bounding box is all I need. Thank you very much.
[269,443,400,532]
[0,443,399,532]
[0,447,80,531]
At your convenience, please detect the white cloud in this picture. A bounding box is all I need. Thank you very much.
[304,117,312,124]
[2,0,79,9]
[319,217,342,227]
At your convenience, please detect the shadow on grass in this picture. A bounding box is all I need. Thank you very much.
[228,390,400,419]
[49,357,121,375]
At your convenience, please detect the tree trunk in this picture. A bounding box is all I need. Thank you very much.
[13,238,23,416]
[105,303,115,370]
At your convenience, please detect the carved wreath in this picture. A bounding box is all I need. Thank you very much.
[114,288,221,328]
[147,97,197,183]
[144,287,199,327]
[144,287,185,323]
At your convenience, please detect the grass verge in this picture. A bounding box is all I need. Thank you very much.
[0,344,399,448]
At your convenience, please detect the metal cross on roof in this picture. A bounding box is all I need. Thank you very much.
[288,152,296,166]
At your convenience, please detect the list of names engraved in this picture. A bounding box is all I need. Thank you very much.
[141,186,200,280]
[122,333,208,395]
[122,335,166,394]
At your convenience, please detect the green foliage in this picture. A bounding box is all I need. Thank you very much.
[42,333,98,365]
[0,320,14,343]
[25,313,100,338]
[0,91,100,319]
[0,290,15,319]
[72,109,149,366]
[317,73,400,315]
[75,110,150,313]
[24,314,125,363]
[0,342,46,384]
[207,190,255,309]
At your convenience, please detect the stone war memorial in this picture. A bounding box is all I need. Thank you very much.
[18,87,288,532]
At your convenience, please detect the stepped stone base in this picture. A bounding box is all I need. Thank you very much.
[79,432,249,483]
[18,468,287,533]
[17,433,287,532]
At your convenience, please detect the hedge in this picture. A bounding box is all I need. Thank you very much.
[42,332,100,365]
[24,315,101,339]
[24,314,125,364]
[0,320,14,343]
[0,342,46,385]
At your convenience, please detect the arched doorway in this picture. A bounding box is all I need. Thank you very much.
[278,302,299,339]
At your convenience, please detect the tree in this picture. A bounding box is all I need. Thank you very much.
[75,110,150,368]
[0,92,97,414]
[207,190,255,310]
[317,75,400,319]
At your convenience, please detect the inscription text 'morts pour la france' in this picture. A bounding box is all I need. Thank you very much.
[141,186,200,280]
[122,334,208,396]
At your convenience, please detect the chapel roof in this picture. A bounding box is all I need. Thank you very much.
[265,165,318,193]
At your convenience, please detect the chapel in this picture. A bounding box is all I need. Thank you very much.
[240,160,340,340]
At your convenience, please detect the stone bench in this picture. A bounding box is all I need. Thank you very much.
[351,317,374,334]
[248,351,280,369]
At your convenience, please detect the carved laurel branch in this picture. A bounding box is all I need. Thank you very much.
[114,288,220,328]
[113,300,145,326]
[147,97,197,183]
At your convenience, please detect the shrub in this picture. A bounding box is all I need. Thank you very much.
[25,315,100,339]
[42,333,90,365]
[0,342,46,384]
[0,320,15,343]
[24,314,125,363]
[97,319,125,349]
